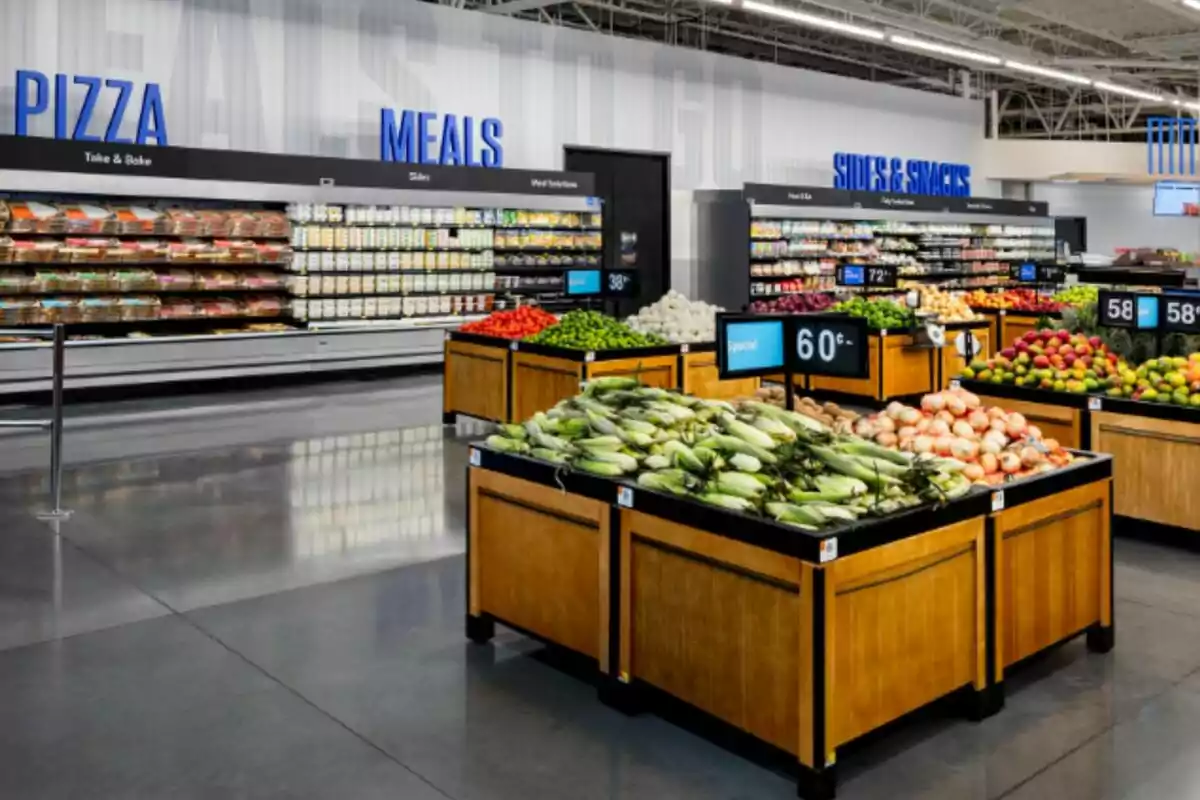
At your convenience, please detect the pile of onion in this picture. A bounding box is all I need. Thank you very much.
[853,388,1073,485]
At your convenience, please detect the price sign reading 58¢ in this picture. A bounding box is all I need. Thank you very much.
[1163,295,1200,334]
[789,316,869,378]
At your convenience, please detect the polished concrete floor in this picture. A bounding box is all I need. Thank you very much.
[1,375,1200,799]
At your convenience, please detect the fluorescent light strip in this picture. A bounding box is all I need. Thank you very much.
[1184,0,1200,11]
[889,35,1002,65]
[1093,80,1164,103]
[1004,60,1091,86]
[740,0,885,40]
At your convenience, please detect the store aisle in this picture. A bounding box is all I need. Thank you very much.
[1,379,1200,799]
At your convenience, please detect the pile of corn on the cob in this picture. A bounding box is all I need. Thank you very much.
[484,378,972,531]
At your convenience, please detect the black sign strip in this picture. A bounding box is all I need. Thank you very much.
[0,135,597,197]
[743,182,1048,217]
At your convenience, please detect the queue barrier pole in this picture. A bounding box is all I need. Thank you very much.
[0,325,71,519]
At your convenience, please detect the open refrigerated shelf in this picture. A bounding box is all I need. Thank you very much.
[0,135,602,395]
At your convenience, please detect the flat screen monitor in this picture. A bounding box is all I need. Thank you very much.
[1154,182,1200,216]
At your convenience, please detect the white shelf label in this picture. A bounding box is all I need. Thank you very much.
[585,351,596,363]
[617,486,634,508]
[1088,397,1102,411]
[509,341,519,351]
[469,447,481,466]
[991,490,1005,512]
[819,537,838,563]
[949,379,961,391]
[680,344,690,354]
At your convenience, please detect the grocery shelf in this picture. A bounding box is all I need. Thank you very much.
[293,246,494,253]
[0,260,292,268]
[3,230,290,241]
[3,287,285,295]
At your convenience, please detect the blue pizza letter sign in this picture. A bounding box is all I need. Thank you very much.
[14,69,168,146]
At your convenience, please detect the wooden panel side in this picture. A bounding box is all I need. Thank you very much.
[882,336,937,398]
[825,517,984,749]
[993,480,1108,669]
[624,511,805,755]
[511,351,583,422]
[973,393,1083,449]
[587,354,678,389]
[1000,315,1040,351]
[473,469,606,659]
[445,340,509,421]
[1091,410,1200,530]
[940,326,991,390]
[682,351,761,400]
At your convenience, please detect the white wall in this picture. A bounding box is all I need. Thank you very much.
[0,0,986,294]
[983,139,1149,182]
[1032,182,1200,255]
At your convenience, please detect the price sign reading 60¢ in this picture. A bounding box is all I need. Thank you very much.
[788,316,869,378]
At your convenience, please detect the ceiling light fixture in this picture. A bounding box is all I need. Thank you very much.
[1004,60,1091,86]
[889,35,1003,66]
[1093,80,1164,103]
[1183,0,1200,10]
[740,0,886,40]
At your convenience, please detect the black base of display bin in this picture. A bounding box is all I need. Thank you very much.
[596,676,644,716]
[964,684,1006,721]
[465,613,495,644]
[1087,624,1115,654]
[1114,515,1200,553]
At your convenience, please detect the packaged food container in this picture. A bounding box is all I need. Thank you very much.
[113,268,158,292]
[112,206,166,235]
[156,270,196,292]
[39,297,82,324]
[160,298,198,320]
[78,296,121,323]
[13,240,61,264]
[193,270,237,291]
[167,209,202,237]
[0,270,32,294]
[75,269,117,292]
[117,296,161,321]
[0,297,38,324]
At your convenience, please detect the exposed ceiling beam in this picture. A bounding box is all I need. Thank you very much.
[483,0,564,14]
[1052,57,1200,70]
[924,0,1108,56]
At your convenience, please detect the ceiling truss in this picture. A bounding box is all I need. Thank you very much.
[441,0,1200,139]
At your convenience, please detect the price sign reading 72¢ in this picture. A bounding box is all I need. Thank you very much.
[788,316,869,378]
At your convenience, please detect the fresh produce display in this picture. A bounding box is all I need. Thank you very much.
[960,329,1121,394]
[833,296,916,330]
[626,290,723,344]
[485,379,974,530]
[754,384,860,432]
[854,388,1074,485]
[1122,354,1200,406]
[748,292,836,314]
[459,306,558,339]
[1052,285,1099,307]
[524,309,667,350]
[916,286,980,322]
[964,288,1063,313]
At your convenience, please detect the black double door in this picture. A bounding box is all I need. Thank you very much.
[563,147,670,316]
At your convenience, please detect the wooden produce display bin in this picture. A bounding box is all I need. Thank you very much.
[803,330,937,403]
[1090,397,1200,536]
[679,343,760,400]
[937,320,991,391]
[443,332,513,424]
[956,380,1090,450]
[509,342,681,423]
[466,445,1114,799]
[999,311,1057,352]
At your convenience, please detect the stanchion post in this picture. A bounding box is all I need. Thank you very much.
[40,324,70,520]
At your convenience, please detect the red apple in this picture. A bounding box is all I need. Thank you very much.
[1033,355,1050,368]
[1023,330,1040,343]
[1015,340,1030,353]
[1001,347,1016,360]
[1063,352,1077,367]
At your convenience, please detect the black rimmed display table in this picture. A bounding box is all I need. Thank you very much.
[443,334,761,424]
[466,445,1113,799]
[957,378,1200,544]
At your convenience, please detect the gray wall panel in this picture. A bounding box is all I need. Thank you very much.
[0,0,983,190]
